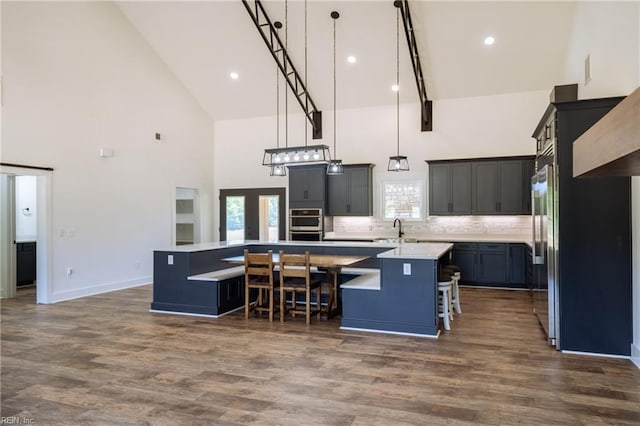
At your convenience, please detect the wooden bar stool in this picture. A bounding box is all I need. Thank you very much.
[244,249,278,322]
[438,272,453,331]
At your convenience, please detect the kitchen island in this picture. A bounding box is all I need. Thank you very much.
[151,240,453,337]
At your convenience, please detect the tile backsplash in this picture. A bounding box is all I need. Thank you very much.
[332,215,532,236]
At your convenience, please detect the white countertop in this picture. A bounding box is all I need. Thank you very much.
[323,232,532,245]
[377,242,454,260]
[157,240,453,260]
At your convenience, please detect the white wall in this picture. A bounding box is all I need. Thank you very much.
[562,0,640,364]
[564,1,639,98]
[214,90,544,236]
[1,2,215,302]
[15,176,37,241]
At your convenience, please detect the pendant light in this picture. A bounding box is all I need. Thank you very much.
[270,21,286,176]
[262,0,331,169]
[327,11,344,175]
[388,1,409,172]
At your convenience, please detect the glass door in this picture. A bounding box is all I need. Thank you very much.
[220,188,286,242]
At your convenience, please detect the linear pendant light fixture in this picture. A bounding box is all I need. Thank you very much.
[262,0,331,169]
[388,1,409,172]
[327,11,343,175]
[270,21,286,177]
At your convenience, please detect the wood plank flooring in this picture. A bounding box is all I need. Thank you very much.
[1,285,638,425]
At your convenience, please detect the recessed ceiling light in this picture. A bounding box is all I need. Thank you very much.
[391,84,399,92]
[484,36,495,46]
[230,72,239,80]
[347,55,356,64]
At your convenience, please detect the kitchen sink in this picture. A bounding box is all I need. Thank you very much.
[374,237,418,243]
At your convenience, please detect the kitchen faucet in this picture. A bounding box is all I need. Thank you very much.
[393,218,404,238]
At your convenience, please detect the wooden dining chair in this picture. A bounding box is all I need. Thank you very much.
[278,250,322,325]
[244,249,278,322]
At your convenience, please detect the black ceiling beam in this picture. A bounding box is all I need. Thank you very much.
[395,0,432,131]
[241,0,322,139]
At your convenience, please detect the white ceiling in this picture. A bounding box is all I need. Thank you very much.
[116,1,578,122]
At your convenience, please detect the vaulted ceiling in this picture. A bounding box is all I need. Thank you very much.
[116,1,578,121]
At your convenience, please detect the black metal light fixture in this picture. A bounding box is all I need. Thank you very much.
[270,21,287,177]
[263,0,331,170]
[388,1,409,172]
[327,11,343,176]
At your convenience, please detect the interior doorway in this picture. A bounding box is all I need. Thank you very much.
[0,165,52,304]
[174,187,200,246]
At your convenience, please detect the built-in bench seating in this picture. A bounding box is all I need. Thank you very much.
[340,268,381,291]
[187,266,245,282]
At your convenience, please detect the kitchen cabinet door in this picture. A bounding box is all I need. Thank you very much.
[477,244,507,284]
[429,162,472,215]
[497,161,523,214]
[289,165,327,209]
[429,163,451,215]
[450,163,472,214]
[327,164,374,216]
[473,162,499,214]
[452,243,477,283]
[327,172,349,216]
[473,160,523,215]
[507,243,526,285]
[521,159,535,214]
[347,165,373,215]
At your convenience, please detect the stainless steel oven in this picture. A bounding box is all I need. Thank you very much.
[289,208,323,241]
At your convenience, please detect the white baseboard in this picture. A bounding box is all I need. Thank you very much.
[631,343,640,369]
[340,326,439,339]
[562,349,631,361]
[49,277,151,303]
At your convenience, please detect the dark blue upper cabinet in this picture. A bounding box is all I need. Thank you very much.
[289,165,327,209]
[327,164,374,216]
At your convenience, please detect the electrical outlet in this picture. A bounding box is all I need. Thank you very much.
[403,263,411,275]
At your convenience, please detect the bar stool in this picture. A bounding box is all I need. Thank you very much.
[442,265,462,314]
[437,272,453,331]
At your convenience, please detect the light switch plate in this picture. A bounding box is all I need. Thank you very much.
[168,255,174,265]
[403,263,411,275]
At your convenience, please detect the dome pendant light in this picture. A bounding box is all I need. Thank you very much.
[270,21,286,177]
[388,1,409,172]
[327,11,343,175]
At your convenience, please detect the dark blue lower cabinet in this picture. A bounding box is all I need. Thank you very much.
[341,258,439,337]
[218,277,245,314]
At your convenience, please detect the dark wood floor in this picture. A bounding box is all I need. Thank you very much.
[1,285,638,425]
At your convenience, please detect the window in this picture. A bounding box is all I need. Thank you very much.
[382,180,423,220]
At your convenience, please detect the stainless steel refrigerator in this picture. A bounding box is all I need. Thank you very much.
[532,165,559,349]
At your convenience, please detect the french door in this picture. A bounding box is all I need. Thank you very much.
[219,188,286,242]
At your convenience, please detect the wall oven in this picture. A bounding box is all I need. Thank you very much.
[289,208,323,241]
